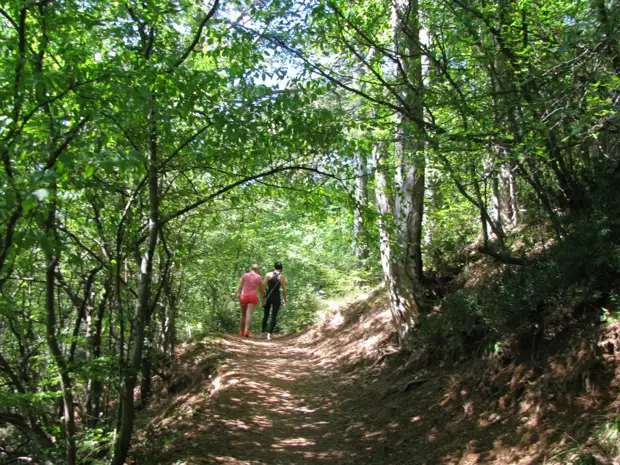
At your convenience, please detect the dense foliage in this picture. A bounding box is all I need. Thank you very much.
[0,0,617,462]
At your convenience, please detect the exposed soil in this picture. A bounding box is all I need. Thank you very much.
[133,290,620,465]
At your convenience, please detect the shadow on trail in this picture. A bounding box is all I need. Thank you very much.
[135,335,395,465]
[133,292,619,465]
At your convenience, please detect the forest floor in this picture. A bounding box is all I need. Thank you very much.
[132,289,620,465]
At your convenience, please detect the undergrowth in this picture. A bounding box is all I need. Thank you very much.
[419,183,620,362]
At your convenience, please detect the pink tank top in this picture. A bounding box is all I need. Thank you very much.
[240,271,262,297]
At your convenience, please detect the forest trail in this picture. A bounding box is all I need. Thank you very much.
[134,293,422,465]
[207,334,380,463]
[133,293,619,465]
[135,331,400,465]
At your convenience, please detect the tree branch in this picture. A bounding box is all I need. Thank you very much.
[57,226,106,266]
[0,204,23,291]
[236,24,410,119]
[163,165,338,223]
[161,120,214,168]
[44,116,90,170]
[0,7,19,31]
[0,413,55,446]
[67,265,103,363]
[173,0,220,68]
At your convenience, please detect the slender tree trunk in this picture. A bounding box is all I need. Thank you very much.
[139,322,154,409]
[489,32,519,231]
[492,173,502,229]
[111,92,160,465]
[44,189,76,465]
[86,279,110,427]
[353,151,369,263]
[590,0,620,166]
[36,8,78,453]
[474,174,490,248]
[499,161,518,227]
[162,296,170,357]
[506,103,563,238]
[591,0,620,75]
[168,276,179,359]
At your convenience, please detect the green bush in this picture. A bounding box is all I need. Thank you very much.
[420,194,620,357]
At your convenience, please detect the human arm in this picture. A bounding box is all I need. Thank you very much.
[232,277,243,299]
[280,276,287,305]
[261,272,271,298]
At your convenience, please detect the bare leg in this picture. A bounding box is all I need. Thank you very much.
[244,303,257,332]
[240,304,248,333]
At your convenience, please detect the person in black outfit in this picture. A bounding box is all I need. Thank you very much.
[261,262,287,340]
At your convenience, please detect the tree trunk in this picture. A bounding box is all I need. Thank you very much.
[139,323,154,409]
[492,172,502,230]
[499,161,518,227]
[367,0,429,341]
[489,29,519,231]
[353,151,369,263]
[111,92,160,465]
[44,189,76,465]
[393,0,426,282]
[86,279,110,427]
[167,277,178,359]
[373,142,418,342]
[591,0,620,75]
[393,120,426,285]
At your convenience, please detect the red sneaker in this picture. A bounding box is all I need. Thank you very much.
[244,331,251,337]
[238,330,244,336]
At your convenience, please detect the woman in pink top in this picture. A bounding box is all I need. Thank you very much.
[232,264,264,337]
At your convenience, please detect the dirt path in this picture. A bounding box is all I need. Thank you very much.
[136,333,396,465]
[134,295,618,465]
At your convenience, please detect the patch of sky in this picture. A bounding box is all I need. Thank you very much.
[217,0,310,90]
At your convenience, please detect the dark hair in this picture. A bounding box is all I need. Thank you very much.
[274,262,283,270]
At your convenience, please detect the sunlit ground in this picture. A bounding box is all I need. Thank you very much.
[133,292,619,465]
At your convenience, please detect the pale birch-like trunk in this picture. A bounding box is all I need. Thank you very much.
[490,8,519,231]
[369,0,428,341]
[500,162,518,227]
[353,151,368,262]
[373,143,418,341]
[393,0,425,282]
[392,0,426,320]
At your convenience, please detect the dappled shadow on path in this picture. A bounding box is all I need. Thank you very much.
[134,334,394,464]
[133,292,620,465]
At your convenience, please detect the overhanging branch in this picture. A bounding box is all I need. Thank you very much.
[163,165,337,224]
[173,0,220,68]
